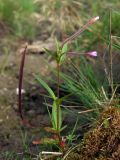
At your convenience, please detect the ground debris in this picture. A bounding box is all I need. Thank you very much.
[27,38,55,54]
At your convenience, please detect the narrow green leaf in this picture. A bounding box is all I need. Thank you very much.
[44,48,53,55]
[55,39,60,53]
[60,53,66,64]
[52,101,58,130]
[60,125,67,131]
[35,75,56,100]
[62,43,68,53]
[52,99,62,131]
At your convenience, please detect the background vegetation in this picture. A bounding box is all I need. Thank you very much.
[0,0,120,159]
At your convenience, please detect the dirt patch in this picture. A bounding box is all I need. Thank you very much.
[0,38,55,158]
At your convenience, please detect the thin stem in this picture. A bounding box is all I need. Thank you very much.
[18,46,27,120]
[61,16,99,47]
[109,9,113,93]
[57,62,60,98]
[57,62,60,133]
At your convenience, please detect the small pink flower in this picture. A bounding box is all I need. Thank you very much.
[89,16,99,24]
[86,51,97,57]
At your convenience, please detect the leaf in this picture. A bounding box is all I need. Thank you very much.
[52,99,62,131]
[32,137,58,145]
[59,43,68,64]
[62,43,68,54]
[60,125,67,131]
[59,93,72,101]
[55,39,60,53]
[35,75,56,100]
[56,99,62,130]
[60,53,66,64]
[44,48,57,59]
[52,100,58,130]
[45,98,53,126]
[44,48,52,55]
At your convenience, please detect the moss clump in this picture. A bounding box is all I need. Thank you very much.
[65,106,120,160]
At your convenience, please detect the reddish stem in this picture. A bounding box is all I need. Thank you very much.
[61,16,99,47]
[18,46,27,120]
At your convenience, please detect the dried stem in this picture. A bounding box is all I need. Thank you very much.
[109,9,113,93]
[18,45,27,119]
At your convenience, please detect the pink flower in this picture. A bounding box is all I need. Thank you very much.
[86,51,97,57]
[89,16,99,24]
[68,51,97,57]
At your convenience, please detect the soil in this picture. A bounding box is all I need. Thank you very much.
[0,33,57,159]
[0,21,120,160]
[0,34,80,159]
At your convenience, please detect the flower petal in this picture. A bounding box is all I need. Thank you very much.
[86,51,97,57]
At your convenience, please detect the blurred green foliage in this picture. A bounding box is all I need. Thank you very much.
[0,0,119,43]
[0,0,37,39]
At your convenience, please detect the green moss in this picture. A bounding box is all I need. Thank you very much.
[65,106,120,160]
